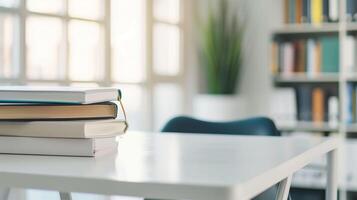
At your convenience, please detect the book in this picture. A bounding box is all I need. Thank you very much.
[0,136,117,157]
[0,102,118,120]
[328,96,338,126]
[271,42,279,74]
[322,0,329,22]
[296,86,312,121]
[0,86,120,104]
[347,0,354,21]
[296,40,306,72]
[348,84,354,123]
[311,0,323,24]
[289,0,296,23]
[345,36,355,72]
[328,0,338,21]
[285,0,290,23]
[283,42,295,75]
[0,119,127,138]
[307,39,316,75]
[314,40,322,74]
[312,88,325,123]
[296,0,303,23]
[302,0,310,22]
[321,36,339,73]
[352,1,357,21]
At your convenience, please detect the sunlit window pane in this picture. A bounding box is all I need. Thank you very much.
[68,0,103,20]
[114,84,149,131]
[27,0,64,14]
[0,0,19,7]
[111,0,146,83]
[0,14,18,78]
[154,84,183,130]
[69,20,104,81]
[154,0,180,23]
[153,23,180,76]
[26,16,65,80]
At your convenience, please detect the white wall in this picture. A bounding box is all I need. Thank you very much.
[188,0,285,119]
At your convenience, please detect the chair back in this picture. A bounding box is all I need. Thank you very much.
[162,116,281,136]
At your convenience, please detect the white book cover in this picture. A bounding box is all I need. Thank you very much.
[0,86,120,104]
[344,36,355,73]
[329,0,339,21]
[306,39,316,76]
[0,119,127,138]
[0,136,118,157]
[283,43,294,75]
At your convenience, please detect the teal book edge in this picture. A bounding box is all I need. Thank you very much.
[321,36,339,73]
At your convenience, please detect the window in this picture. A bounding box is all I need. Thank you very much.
[0,0,185,131]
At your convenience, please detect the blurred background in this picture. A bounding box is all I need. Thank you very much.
[1,0,357,199]
[0,0,283,131]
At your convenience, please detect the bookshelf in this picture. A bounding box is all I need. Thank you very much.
[271,0,356,199]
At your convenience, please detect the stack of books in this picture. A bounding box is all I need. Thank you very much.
[0,86,128,157]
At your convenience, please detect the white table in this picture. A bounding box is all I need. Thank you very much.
[0,132,340,200]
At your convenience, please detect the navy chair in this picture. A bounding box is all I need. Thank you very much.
[160,116,288,200]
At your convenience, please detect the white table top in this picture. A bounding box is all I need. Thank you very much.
[0,131,340,200]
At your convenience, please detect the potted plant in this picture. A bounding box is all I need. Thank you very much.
[193,0,246,121]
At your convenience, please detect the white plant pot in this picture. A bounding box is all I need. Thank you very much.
[193,94,247,121]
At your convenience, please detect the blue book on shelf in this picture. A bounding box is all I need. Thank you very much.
[347,84,354,123]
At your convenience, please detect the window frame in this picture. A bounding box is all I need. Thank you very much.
[0,0,187,131]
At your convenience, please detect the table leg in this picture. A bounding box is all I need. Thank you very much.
[59,192,72,200]
[275,175,292,200]
[0,188,9,200]
[326,149,338,200]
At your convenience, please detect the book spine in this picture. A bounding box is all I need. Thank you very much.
[348,83,354,123]
[302,0,309,22]
[296,0,303,23]
[307,39,316,76]
[323,0,330,22]
[311,0,323,24]
[271,42,279,74]
[312,87,324,123]
[285,0,290,23]
[347,0,354,21]
[328,0,339,21]
[290,0,296,23]
[328,96,339,126]
[297,86,312,121]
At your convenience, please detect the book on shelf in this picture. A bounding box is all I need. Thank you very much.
[311,0,323,23]
[271,35,340,75]
[296,85,338,124]
[0,136,118,157]
[345,83,357,124]
[312,88,325,123]
[285,0,339,23]
[0,86,121,104]
[321,36,339,73]
[296,86,313,121]
[0,102,118,120]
